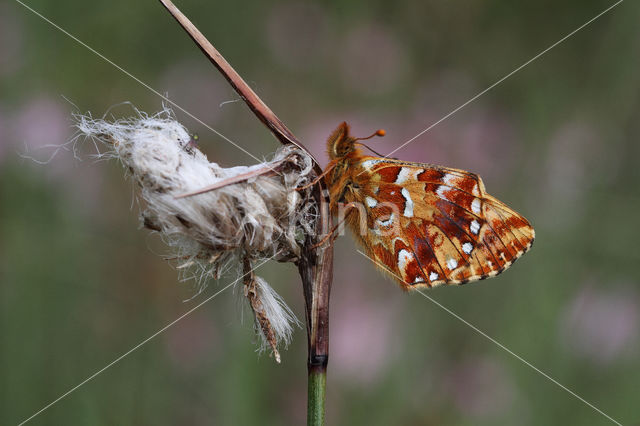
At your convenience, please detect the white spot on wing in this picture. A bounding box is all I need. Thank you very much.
[470,220,480,235]
[366,196,378,208]
[429,272,439,281]
[442,173,456,185]
[395,167,422,184]
[446,258,458,270]
[401,187,414,217]
[398,249,414,274]
[462,242,473,254]
[362,159,382,169]
[378,213,395,227]
[436,185,449,200]
[471,198,481,214]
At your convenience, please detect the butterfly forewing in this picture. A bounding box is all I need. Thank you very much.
[347,158,534,289]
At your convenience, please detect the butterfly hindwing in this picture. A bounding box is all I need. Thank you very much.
[347,158,534,289]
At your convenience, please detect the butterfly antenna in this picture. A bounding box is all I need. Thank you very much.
[354,129,386,142]
[357,143,387,157]
[354,128,387,157]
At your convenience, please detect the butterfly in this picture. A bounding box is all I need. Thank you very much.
[158,1,533,290]
[324,122,534,290]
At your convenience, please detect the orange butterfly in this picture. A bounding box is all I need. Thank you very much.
[324,122,534,290]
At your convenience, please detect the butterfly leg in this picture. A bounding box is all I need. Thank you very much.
[311,202,358,249]
[295,163,336,191]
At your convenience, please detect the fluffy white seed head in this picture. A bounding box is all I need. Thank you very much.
[75,108,316,287]
[74,107,312,360]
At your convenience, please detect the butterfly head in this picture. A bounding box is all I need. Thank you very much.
[327,122,356,160]
[327,122,386,160]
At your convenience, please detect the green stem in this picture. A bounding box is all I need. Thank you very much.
[307,365,327,426]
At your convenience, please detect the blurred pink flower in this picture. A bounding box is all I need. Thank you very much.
[456,110,519,184]
[14,95,70,154]
[12,95,107,210]
[338,24,409,95]
[12,95,75,177]
[330,258,401,385]
[388,71,520,179]
[265,2,329,71]
[299,114,346,167]
[299,69,519,183]
[560,284,639,365]
[407,70,477,148]
[546,121,595,202]
[445,356,517,418]
[542,119,617,227]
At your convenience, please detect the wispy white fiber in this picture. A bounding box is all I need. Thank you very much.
[252,275,301,361]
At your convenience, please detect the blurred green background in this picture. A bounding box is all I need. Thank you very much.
[2,0,639,425]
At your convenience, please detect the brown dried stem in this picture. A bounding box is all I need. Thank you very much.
[158,1,333,424]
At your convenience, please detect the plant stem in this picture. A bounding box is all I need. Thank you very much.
[307,365,327,426]
[299,196,333,426]
[158,2,335,423]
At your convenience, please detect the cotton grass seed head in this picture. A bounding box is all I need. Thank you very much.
[75,106,316,361]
